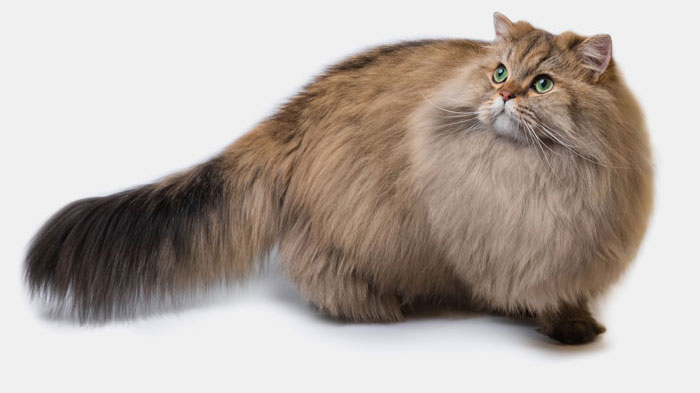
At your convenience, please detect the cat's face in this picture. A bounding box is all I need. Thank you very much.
[482,30,579,143]
[454,13,616,161]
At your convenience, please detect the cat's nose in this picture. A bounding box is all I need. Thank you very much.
[500,90,514,102]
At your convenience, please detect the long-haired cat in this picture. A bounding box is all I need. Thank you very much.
[25,13,653,345]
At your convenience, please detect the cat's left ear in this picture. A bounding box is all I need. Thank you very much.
[578,34,613,80]
[493,12,515,42]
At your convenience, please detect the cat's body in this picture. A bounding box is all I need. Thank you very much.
[26,14,653,345]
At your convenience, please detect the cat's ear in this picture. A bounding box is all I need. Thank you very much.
[578,34,612,80]
[493,12,515,42]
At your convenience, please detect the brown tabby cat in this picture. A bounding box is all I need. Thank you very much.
[25,13,653,345]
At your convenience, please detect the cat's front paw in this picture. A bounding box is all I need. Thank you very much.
[540,318,606,345]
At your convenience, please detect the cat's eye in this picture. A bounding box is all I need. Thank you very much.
[532,76,554,94]
[493,64,508,83]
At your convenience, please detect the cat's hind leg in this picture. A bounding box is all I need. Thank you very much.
[279,235,403,323]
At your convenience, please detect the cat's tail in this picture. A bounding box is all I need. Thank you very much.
[25,128,288,323]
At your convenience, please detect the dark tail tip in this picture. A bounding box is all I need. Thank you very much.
[25,159,234,323]
[25,196,116,322]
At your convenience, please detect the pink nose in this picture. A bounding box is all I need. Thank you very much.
[500,90,514,101]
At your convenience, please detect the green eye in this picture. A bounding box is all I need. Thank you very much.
[533,76,554,93]
[493,65,508,83]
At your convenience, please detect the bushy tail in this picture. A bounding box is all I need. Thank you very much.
[25,146,282,323]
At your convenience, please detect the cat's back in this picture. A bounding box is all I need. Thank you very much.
[278,38,488,213]
[273,39,487,295]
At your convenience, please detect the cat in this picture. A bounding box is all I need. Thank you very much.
[25,13,653,345]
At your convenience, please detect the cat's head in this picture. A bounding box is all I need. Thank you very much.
[435,13,622,163]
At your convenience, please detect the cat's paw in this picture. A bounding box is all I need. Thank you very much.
[540,318,606,345]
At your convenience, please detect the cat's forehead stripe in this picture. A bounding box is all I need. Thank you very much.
[508,33,555,81]
[520,45,554,80]
[520,33,546,57]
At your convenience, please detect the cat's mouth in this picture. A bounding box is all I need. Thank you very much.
[490,101,525,142]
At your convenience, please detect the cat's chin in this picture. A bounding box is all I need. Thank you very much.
[491,113,526,143]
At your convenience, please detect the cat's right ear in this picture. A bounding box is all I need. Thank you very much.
[493,12,514,42]
[577,34,613,80]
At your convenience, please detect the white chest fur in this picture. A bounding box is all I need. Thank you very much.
[410,123,613,313]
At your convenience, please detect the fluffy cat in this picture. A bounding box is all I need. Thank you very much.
[25,13,653,345]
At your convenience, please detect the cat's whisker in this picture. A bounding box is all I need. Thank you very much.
[439,118,483,134]
[444,97,476,106]
[520,116,536,147]
[521,109,606,163]
[538,123,611,156]
[438,114,481,122]
[519,120,576,160]
[419,90,481,116]
[463,118,484,131]
[440,112,482,119]
[438,116,483,129]
[536,124,591,158]
[535,122,624,169]
[537,123,587,150]
[522,107,611,154]
[521,120,564,184]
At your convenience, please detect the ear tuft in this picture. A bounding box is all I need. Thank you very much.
[578,34,613,79]
[493,12,514,42]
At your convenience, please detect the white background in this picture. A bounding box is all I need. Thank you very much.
[1,1,697,391]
